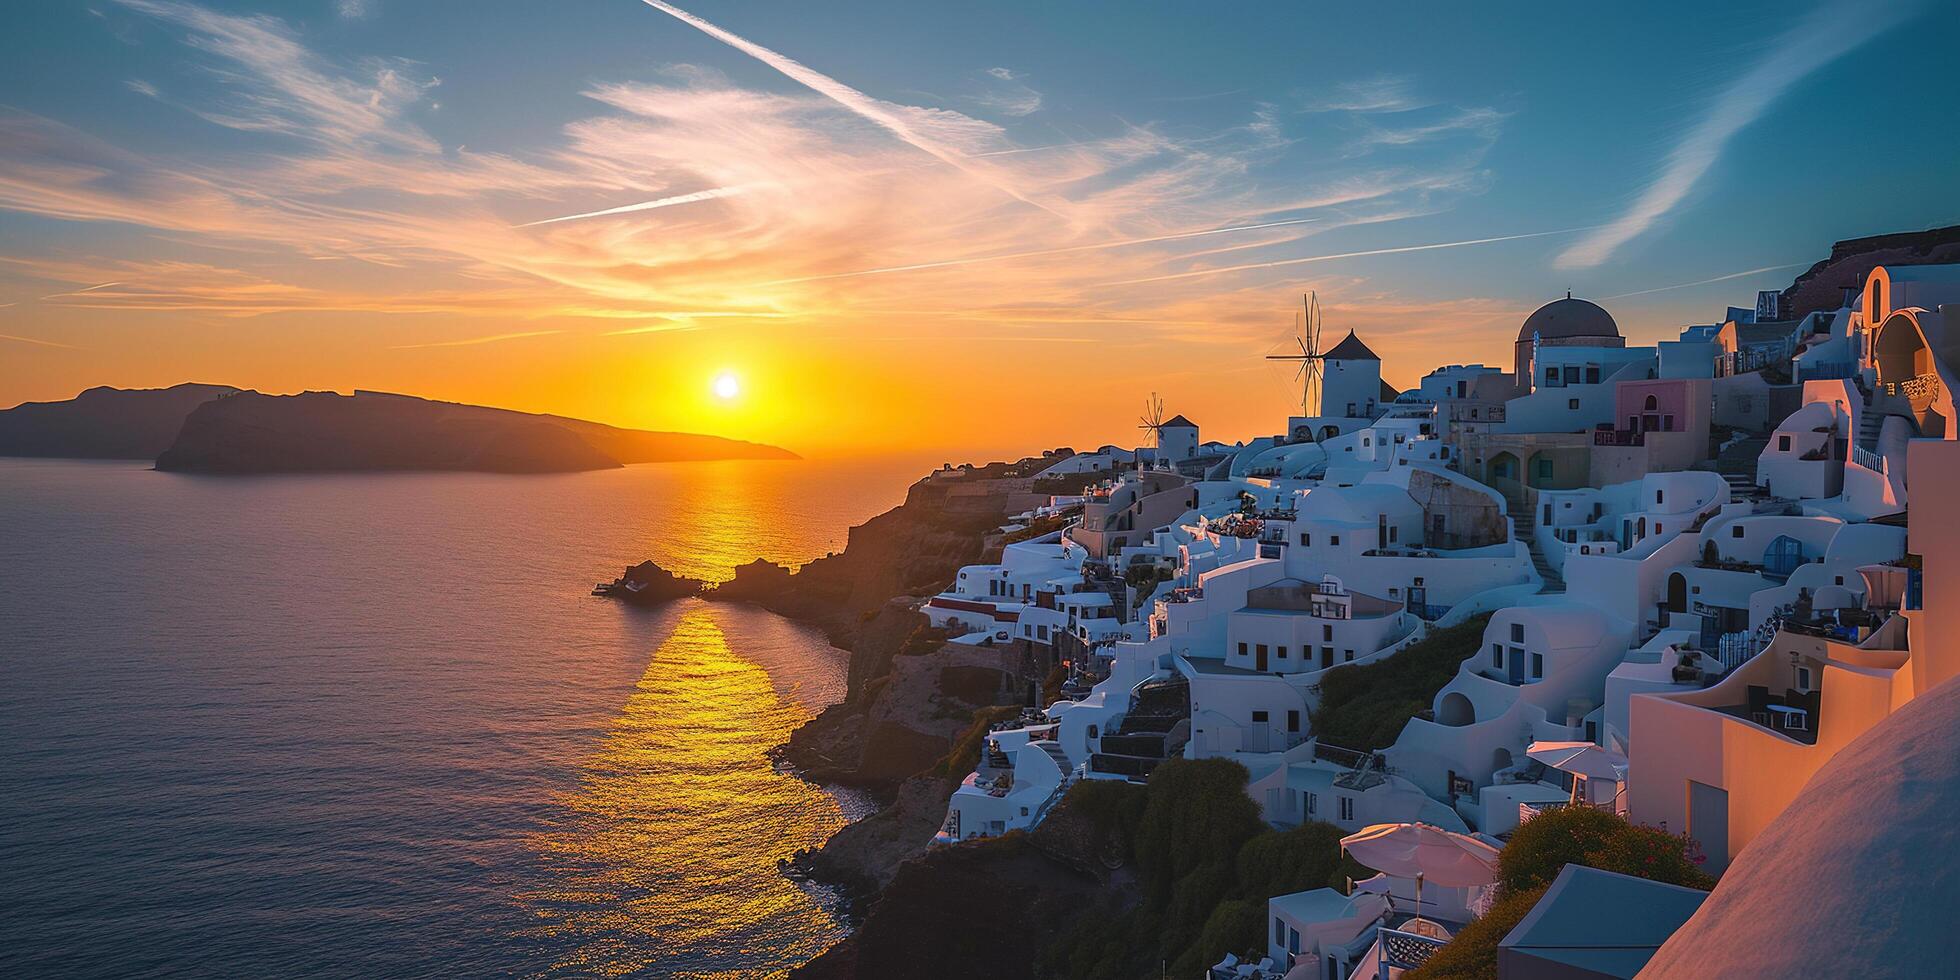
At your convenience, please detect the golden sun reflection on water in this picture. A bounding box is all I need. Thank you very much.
[520,610,848,978]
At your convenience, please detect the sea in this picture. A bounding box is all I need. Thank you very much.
[0,455,938,978]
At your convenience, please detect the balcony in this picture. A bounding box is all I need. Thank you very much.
[1592,428,1645,447]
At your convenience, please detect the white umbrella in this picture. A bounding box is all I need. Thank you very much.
[1340,822,1500,926]
[1527,740,1628,804]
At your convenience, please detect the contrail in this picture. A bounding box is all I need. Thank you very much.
[1104,227,1591,286]
[389,329,561,349]
[41,281,125,299]
[638,1,1064,218]
[768,216,1321,285]
[519,185,749,227]
[1602,262,1810,300]
[1,332,80,349]
[1556,0,1918,269]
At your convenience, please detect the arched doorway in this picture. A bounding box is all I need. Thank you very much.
[1491,747,1514,775]
[1438,692,1474,727]
[1764,534,1804,580]
[1874,312,1931,388]
[1526,451,1554,489]
[1666,572,1689,614]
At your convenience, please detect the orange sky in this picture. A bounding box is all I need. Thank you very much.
[1,0,1885,459]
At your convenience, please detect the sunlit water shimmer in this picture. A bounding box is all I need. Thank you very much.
[0,456,934,978]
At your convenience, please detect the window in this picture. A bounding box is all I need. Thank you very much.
[1537,458,1554,479]
[1511,623,1525,643]
[1238,642,1248,657]
[1645,394,1660,411]
[1277,646,1289,659]
[1390,525,1399,543]
[1300,532,1311,546]
[1323,625,1334,642]
[1287,710,1300,732]
[1795,665,1814,691]
[1305,791,1318,815]
[1586,366,1601,384]
[1492,643,1503,667]
[1779,435,1792,452]
[1656,489,1665,504]
[1344,649,1355,662]
[1037,625,1048,640]
[1564,366,1581,384]
[1275,917,1286,946]
[1338,796,1355,821]
[1732,525,1745,539]
[1531,652,1544,678]
[1252,710,1269,723]
[1568,398,1580,410]
[1330,535,1341,546]
[1545,366,1558,384]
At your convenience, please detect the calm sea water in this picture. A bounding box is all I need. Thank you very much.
[0,456,932,979]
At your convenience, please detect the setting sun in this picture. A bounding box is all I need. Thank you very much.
[713,373,741,400]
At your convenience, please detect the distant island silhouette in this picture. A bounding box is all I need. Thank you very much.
[0,384,797,474]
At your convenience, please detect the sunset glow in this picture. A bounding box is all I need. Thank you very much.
[1,1,1948,457]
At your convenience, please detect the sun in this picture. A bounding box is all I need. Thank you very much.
[712,372,741,400]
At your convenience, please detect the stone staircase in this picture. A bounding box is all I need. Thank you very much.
[1716,436,1768,500]
[1504,500,1563,593]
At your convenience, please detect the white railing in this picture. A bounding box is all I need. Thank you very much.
[1851,444,1884,472]
[1717,628,1770,672]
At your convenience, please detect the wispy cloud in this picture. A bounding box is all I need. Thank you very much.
[1301,75,1422,113]
[1105,227,1591,286]
[389,329,560,349]
[1556,0,1916,269]
[1601,262,1810,300]
[970,67,1043,117]
[0,0,1508,376]
[639,1,1063,218]
[765,216,1323,285]
[1,332,81,349]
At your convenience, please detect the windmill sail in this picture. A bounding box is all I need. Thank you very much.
[1266,291,1325,419]
[1138,393,1166,449]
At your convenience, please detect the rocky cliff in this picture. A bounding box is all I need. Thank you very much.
[152,389,796,473]
[0,383,237,458]
[1780,223,1960,318]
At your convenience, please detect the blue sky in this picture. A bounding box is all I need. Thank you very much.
[1,0,1956,452]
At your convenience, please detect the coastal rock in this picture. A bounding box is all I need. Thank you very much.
[593,560,706,603]
[791,789,1138,980]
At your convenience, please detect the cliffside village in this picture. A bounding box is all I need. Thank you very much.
[905,259,1960,978]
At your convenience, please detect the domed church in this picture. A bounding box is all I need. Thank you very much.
[1515,292,1624,394]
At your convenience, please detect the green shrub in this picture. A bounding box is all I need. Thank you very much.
[1183,899,1266,975]
[1498,806,1713,896]
[1311,614,1494,751]
[1410,808,1714,979]
[1132,759,1266,896]
[1234,821,1348,900]
[1042,761,1354,979]
[1404,884,1549,980]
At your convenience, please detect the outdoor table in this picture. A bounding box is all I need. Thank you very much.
[1766,703,1808,731]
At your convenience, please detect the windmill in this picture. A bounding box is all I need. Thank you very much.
[1267,291,1325,418]
[1138,392,1167,450]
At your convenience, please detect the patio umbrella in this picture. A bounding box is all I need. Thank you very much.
[1340,822,1500,926]
[1527,740,1628,804]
